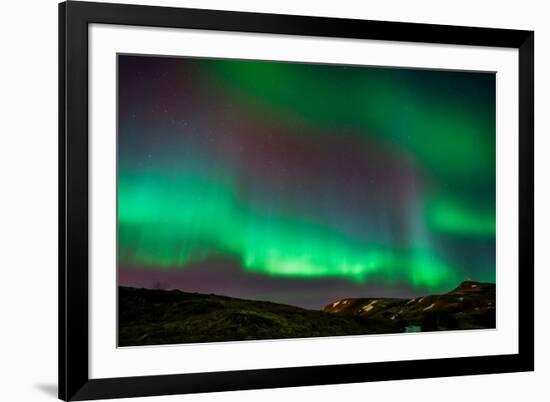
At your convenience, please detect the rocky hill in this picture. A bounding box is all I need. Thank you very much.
[118,287,393,346]
[322,281,495,332]
[119,281,495,346]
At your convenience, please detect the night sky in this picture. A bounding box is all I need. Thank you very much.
[117,55,496,310]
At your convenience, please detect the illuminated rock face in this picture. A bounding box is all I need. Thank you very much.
[322,281,496,332]
[117,54,496,308]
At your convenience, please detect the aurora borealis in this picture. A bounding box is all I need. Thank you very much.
[117,55,496,309]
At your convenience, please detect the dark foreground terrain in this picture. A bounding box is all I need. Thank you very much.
[119,281,495,346]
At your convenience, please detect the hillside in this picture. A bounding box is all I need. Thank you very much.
[118,287,398,346]
[119,281,495,346]
[322,281,495,332]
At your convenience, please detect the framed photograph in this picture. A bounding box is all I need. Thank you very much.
[59,1,534,400]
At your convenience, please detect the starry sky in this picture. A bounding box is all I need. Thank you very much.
[117,54,496,310]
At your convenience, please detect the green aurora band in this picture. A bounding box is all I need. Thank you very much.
[118,57,496,293]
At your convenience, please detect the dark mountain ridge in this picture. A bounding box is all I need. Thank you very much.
[119,286,385,346]
[119,281,495,346]
[322,280,495,331]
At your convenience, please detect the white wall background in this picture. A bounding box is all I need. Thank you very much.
[0,0,546,401]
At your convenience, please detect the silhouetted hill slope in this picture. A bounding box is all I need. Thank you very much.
[322,281,495,331]
[118,287,398,346]
[119,281,495,346]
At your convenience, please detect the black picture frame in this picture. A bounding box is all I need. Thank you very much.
[59,1,534,400]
